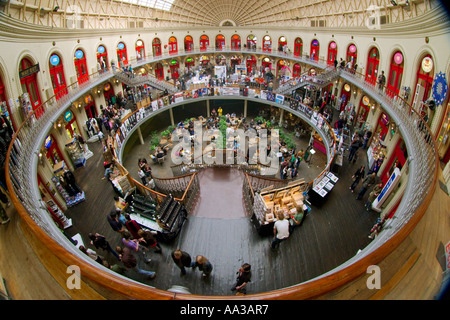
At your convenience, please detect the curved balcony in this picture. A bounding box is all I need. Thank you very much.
[5,47,438,299]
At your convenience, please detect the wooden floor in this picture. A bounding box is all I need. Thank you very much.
[0,125,448,299]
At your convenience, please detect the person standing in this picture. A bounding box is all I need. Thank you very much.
[350,165,365,192]
[271,212,290,249]
[365,183,383,211]
[137,229,162,253]
[171,249,192,276]
[124,214,141,240]
[231,263,252,295]
[191,255,213,278]
[348,138,362,162]
[116,246,156,279]
[357,173,377,200]
[107,211,126,235]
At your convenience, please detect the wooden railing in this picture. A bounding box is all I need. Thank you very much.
[4,46,439,300]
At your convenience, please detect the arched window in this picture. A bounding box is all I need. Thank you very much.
[135,39,145,60]
[215,34,225,50]
[231,34,241,50]
[117,42,128,65]
[184,36,193,52]
[365,47,379,85]
[199,35,209,51]
[246,55,256,73]
[168,36,177,55]
[247,35,257,50]
[152,38,162,57]
[327,41,337,65]
[294,37,303,56]
[387,51,404,97]
[263,35,272,52]
[49,53,68,100]
[346,44,358,66]
[74,49,89,84]
[19,57,42,118]
[310,39,320,61]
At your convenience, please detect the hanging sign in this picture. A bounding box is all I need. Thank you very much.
[104,83,111,91]
[372,167,401,211]
[362,96,370,105]
[64,111,73,122]
[84,94,93,104]
[19,63,40,79]
[344,84,351,92]
[44,135,52,149]
[432,72,448,106]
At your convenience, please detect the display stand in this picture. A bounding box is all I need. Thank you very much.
[51,161,86,207]
[47,200,72,229]
[307,171,338,207]
[65,138,86,168]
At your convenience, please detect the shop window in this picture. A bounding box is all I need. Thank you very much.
[387,51,404,97]
[346,44,358,67]
[215,34,225,50]
[263,35,272,52]
[19,57,43,118]
[278,36,287,52]
[117,42,128,66]
[74,49,89,84]
[231,34,241,50]
[199,35,209,51]
[168,36,177,54]
[247,34,257,50]
[184,35,194,52]
[310,39,319,61]
[96,45,108,71]
[294,37,303,56]
[152,38,162,56]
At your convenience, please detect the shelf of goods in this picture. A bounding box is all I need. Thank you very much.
[65,138,86,168]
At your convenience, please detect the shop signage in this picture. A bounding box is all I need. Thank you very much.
[64,111,73,122]
[362,96,370,105]
[19,63,40,79]
[136,40,143,47]
[421,57,433,73]
[84,95,92,104]
[44,135,52,148]
[381,113,390,126]
[330,42,336,49]
[50,54,60,66]
[75,49,84,59]
[312,39,319,46]
[104,83,110,91]
[344,84,351,92]
[117,42,125,50]
[394,52,403,65]
[97,45,105,54]
[372,167,401,211]
[349,44,357,53]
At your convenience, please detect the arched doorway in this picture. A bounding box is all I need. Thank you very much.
[346,44,358,68]
[355,96,371,128]
[49,53,68,100]
[381,139,407,185]
[84,94,97,119]
[103,82,115,104]
[278,36,287,52]
[43,134,65,167]
[135,39,145,60]
[246,56,256,74]
[231,34,241,50]
[263,35,272,52]
[230,55,241,69]
[293,63,301,77]
[387,51,404,97]
[0,75,16,131]
[169,59,179,80]
[327,41,337,65]
[185,57,194,70]
[19,57,42,118]
[294,37,303,57]
[155,63,164,80]
[96,45,108,71]
[412,54,434,117]
[215,34,225,50]
[184,36,194,52]
[310,39,320,61]
[340,83,352,112]
[64,110,81,139]
[365,47,380,85]
[152,38,162,57]
[74,49,89,84]
[117,42,128,66]
[200,35,209,51]
[247,35,257,50]
[168,36,177,55]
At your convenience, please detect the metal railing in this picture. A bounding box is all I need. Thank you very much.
[5,46,438,299]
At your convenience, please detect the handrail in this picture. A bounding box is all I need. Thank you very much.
[4,46,439,300]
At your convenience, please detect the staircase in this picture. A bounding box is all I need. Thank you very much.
[114,71,178,94]
[275,67,340,95]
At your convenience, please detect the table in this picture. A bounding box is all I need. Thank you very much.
[307,172,339,207]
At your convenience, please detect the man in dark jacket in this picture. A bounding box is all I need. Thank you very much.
[357,173,377,200]
[171,249,192,276]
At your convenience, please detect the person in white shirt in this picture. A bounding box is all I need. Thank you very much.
[271,212,290,249]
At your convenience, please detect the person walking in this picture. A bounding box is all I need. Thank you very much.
[271,212,290,249]
[348,137,362,162]
[350,165,365,192]
[116,246,156,280]
[171,249,192,276]
[88,232,121,261]
[137,229,162,253]
[231,263,252,295]
[356,173,377,200]
[191,255,213,278]
[121,231,150,263]
[107,211,126,235]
